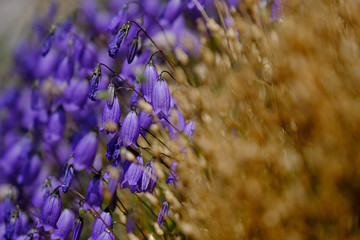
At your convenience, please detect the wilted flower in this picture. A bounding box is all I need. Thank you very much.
[157,201,169,227]
[37,189,62,231]
[108,22,130,58]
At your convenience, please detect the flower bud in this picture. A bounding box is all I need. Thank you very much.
[107,83,115,107]
[71,217,83,240]
[142,61,158,103]
[127,35,139,64]
[157,201,169,227]
[62,163,75,193]
[141,161,157,193]
[72,132,98,172]
[88,64,102,101]
[120,111,140,147]
[166,160,178,188]
[37,189,62,231]
[152,77,171,119]
[41,25,56,56]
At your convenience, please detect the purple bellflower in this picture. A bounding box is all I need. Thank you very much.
[51,209,75,240]
[120,110,140,148]
[142,61,158,102]
[141,161,157,193]
[96,228,115,240]
[157,201,169,227]
[84,174,104,211]
[72,132,98,172]
[62,163,75,193]
[102,97,121,133]
[89,209,112,240]
[71,217,83,240]
[37,189,62,231]
[166,160,178,188]
[108,22,130,58]
[152,76,171,119]
[122,156,144,193]
[89,64,102,101]
[5,206,19,240]
[270,0,281,22]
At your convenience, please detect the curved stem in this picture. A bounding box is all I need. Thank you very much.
[160,70,176,81]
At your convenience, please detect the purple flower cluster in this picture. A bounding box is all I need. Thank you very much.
[0,0,225,238]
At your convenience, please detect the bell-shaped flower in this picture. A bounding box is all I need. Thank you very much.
[84,175,104,211]
[166,160,178,188]
[71,217,83,240]
[120,111,140,148]
[157,201,169,227]
[45,108,66,145]
[139,110,153,135]
[61,163,75,193]
[142,61,158,103]
[51,209,74,240]
[122,156,144,193]
[101,97,121,133]
[141,161,157,193]
[184,120,195,141]
[37,189,62,231]
[89,209,112,240]
[72,132,98,172]
[152,77,170,119]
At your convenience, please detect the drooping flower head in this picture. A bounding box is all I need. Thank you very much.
[108,22,130,58]
[89,209,112,240]
[72,132,98,172]
[142,61,158,103]
[122,155,144,193]
[88,64,102,101]
[102,97,121,133]
[127,34,140,64]
[120,110,140,148]
[141,161,157,193]
[37,189,62,231]
[152,76,171,119]
[61,162,75,193]
[51,209,75,240]
[84,174,104,211]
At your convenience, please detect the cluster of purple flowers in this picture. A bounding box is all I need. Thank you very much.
[0,0,280,239]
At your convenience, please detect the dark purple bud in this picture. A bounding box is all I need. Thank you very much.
[152,77,171,119]
[17,154,41,186]
[126,211,134,233]
[89,210,112,240]
[51,209,75,240]
[107,83,115,107]
[162,0,183,23]
[45,108,66,145]
[102,97,121,133]
[106,133,120,161]
[72,132,98,172]
[85,175,103,211]
[129,81,141,108]
[5,206,19,240]
[71,218,83,240]
[184,120,195,141]
[120,111,140,147]
[127,35,139,64]
[141,161,157,193]
[96,228,115,240]
[166,160,178,188]
[56,56,74,83]
[41,25,56,56]
[108,22,130,58]
[89,64,102,101]
[270,0,281,22]
[37,189,62,231]
[139,110,153,135]
[157,201,169,227]
[142,61,158,102]
[122,156,144,193]
[62,164,75,193]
